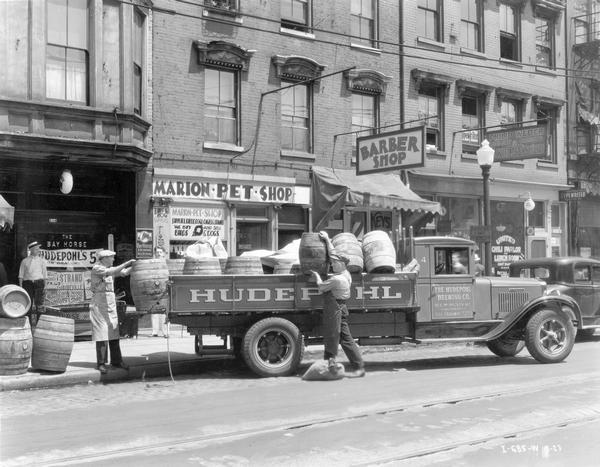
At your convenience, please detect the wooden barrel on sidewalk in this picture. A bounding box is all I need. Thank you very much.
[0,285,31,318]
[299,233,329,275]
[0,317,32,375]
[182,256,222,276]
[362,230,396,273]
[130,259,170,313]
[224,256,264,275]
[332,233,364,273]
[31,315,74,373]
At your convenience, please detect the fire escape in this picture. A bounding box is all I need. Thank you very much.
[569,9,600,193]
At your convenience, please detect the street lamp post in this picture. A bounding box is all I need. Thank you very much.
[476,139,495,276]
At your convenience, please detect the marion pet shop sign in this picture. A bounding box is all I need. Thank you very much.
[356,126,425,175]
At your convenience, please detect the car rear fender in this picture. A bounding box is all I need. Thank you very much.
[482,294,581,341]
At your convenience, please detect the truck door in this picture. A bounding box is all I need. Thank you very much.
[426,246,475,321]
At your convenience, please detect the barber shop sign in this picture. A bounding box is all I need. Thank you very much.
[356,126,425,175]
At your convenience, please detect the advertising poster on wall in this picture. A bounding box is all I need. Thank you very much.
[490,201,525,276]
[136,229,153,259]
[170,206,226,241]
[153,205,170,252]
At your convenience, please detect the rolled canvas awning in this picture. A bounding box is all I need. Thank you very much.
[311,166,442,231]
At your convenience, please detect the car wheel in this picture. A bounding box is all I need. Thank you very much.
[242,317,304,377]
[486,336,525,357]
[525,308,575,363]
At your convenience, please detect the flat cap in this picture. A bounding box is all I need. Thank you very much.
[97,249,116,259]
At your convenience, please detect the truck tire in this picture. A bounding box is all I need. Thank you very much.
[525,308,575,363]
[486,336,525,357]
[242,317,304,377]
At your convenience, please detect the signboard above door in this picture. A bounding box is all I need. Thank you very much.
[485,124,548,162]
[356,126,425,175]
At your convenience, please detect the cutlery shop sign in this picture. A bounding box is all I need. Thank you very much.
[356,126,425,175]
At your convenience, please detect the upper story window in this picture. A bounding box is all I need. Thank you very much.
[535,15,554,68]
[418,86,443,150]
[204,0,237,12]
[500,99,521,126]
[46,0,89,104]
[281,83,311,152]
[461,0,482,51]
[461,95,483,154]
[417,0,441,42]
[281,0,310,32]
[273,55,325,155]
[196,41,254,147]
[499,3,520,61]
[351,0,376,48]
[205,68,237,144]
[351,93,377,160]
[535,97,562,164]
[133,9,145,115]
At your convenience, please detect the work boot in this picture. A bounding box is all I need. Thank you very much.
[327,358,338,374]
[97,364,108,374]
[346,367,366,378]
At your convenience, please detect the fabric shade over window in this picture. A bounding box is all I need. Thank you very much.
[311,166,442,231]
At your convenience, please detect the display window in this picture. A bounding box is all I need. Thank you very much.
[235,205,270,255]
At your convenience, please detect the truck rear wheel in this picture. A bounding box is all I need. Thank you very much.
[242,317,304,377]
[486,336,525,357]
[525,308,575,363]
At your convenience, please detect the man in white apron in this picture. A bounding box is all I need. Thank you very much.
[90,250,135,374]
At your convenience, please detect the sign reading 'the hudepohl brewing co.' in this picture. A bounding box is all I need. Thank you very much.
[485,124,548,162]
[356,126,425,175]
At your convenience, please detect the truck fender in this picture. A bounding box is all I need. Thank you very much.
[482,294,581,341]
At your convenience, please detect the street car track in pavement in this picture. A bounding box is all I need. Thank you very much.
[24,373,600,467]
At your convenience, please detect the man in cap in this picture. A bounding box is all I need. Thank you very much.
[90,249,136,374]
[19,241,48,327]
[310,232,365,378]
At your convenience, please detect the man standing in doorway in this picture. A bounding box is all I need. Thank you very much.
[19,241,47,327]
[90,250,135,374]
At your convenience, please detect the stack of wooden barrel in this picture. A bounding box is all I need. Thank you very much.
[0,284,75,375]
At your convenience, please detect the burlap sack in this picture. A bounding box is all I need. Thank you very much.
[302,360,345,381]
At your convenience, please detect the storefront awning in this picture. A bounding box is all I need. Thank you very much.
[0,194,15,229]
[311,166,442,231]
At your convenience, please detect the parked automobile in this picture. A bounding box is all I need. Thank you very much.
[509,257,600,337]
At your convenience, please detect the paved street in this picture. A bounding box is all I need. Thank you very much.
[2,337,599,466]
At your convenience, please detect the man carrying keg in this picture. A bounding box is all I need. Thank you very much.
[18,241,47,327]
[90,250,135,374]
[310,232,365,378]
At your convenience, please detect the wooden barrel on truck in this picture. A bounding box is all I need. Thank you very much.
[332,233,364,273]
[130,259,170,313]
[299,233,328,275]
[183,257,222,275]
[362,230,396,273]
[224,256,264,275]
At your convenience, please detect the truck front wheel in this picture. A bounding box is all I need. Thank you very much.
[525,308,575,363]
[242,317,304,377]
[486,336,525,357]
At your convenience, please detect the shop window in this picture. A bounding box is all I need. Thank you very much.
[236,205,269,255]
[371,211,392,236]
[417,0,441,42]
[551,204,559,228]
[349,211,367,240]
[437,197,478,239]
[281,0,310,32]
[133,9,145,116]
[434,247,470,275]
[204,68,238,145]
[535,14,554,68]
[277,205,307,249]
[461,95,483,154]
[536,106,557,163]
[461,0,482,51]
[46,0,89,104]
[351,0,377,48]
[418,85,443,150]
[351,93,377,163]
[499,3,519,61]
[281,82,311,153]
[528,201,545,229]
